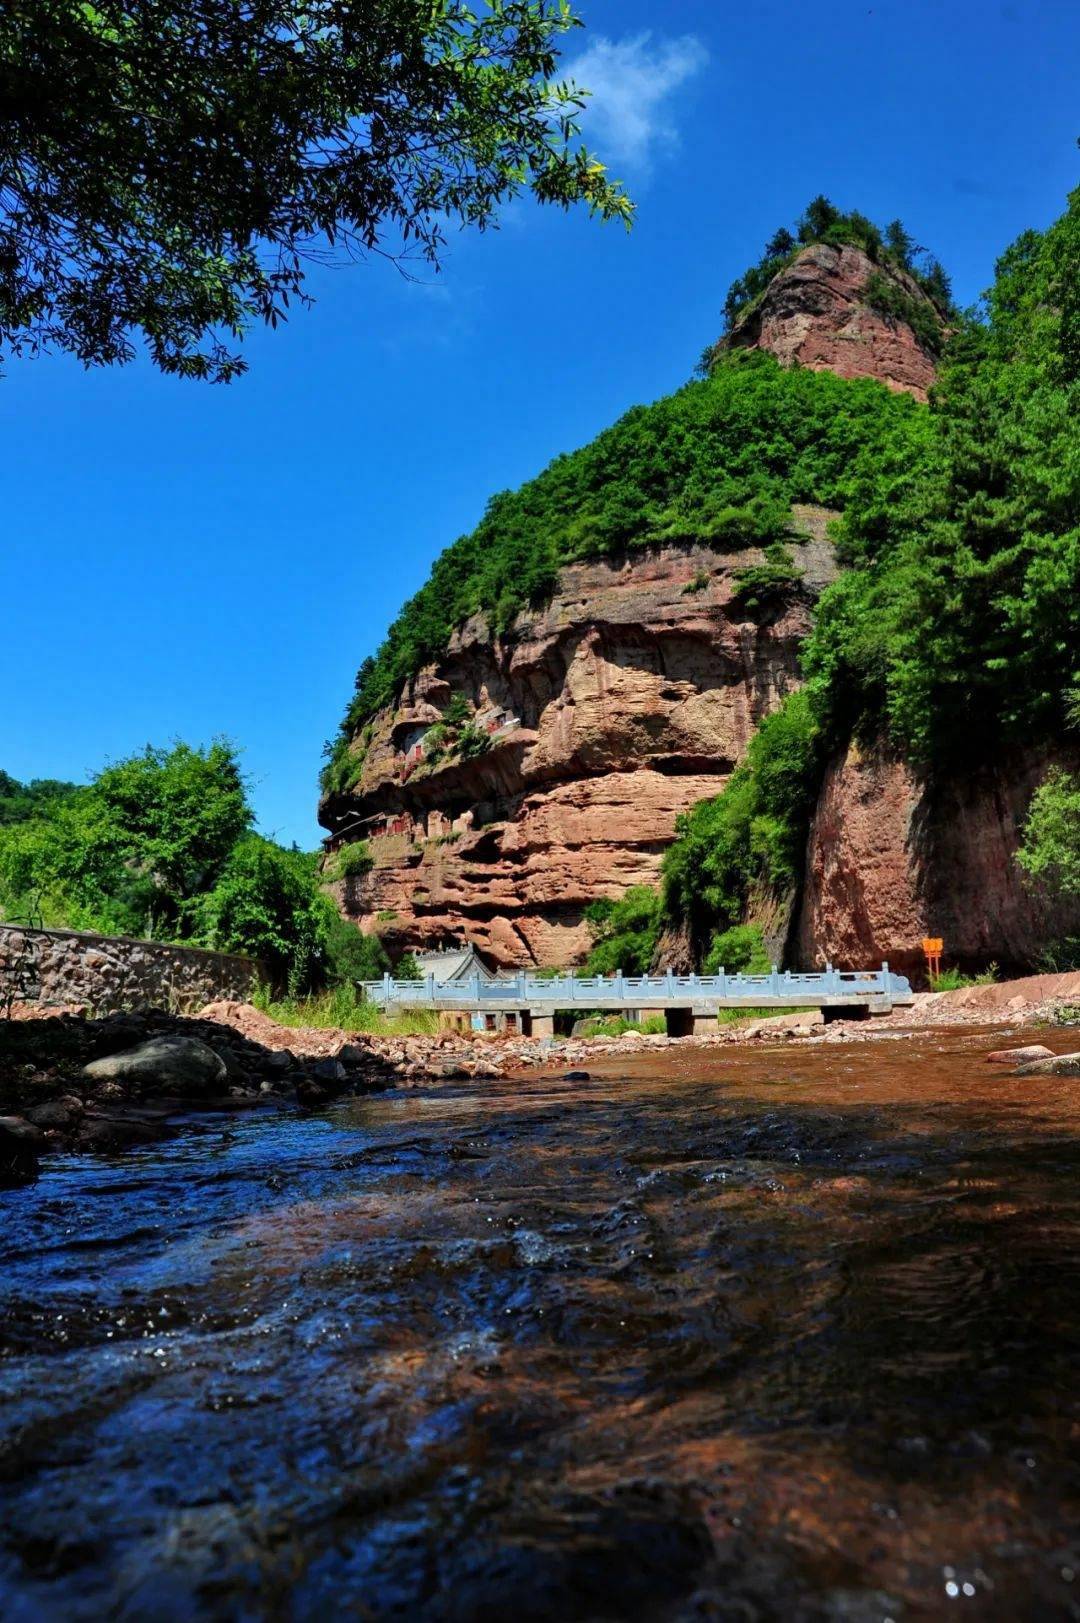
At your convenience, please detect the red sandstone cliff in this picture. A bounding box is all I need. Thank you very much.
[322,519,838,966]
[795,742,1080,980]
[723,242,940,401]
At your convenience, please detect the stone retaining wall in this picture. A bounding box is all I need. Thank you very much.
[0,924,258,1015]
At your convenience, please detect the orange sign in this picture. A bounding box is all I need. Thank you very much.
[922,938,943,955]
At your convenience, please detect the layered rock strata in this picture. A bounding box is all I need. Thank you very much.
[322,524,838,966]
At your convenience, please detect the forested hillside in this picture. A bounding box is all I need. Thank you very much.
[658,186,1080,972]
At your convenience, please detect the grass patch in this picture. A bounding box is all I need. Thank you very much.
[715,1005,806,1026]
[252,983,438,1036]
[928,966,999,992]
[574,1014,667,1037]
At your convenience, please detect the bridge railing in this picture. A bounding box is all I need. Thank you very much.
[358,963,910,1006]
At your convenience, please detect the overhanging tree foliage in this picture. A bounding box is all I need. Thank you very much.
[0,0,631,380]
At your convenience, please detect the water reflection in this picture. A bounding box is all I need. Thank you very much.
[2,1030,1080,1618]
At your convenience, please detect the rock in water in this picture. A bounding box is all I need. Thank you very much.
[563,1070,591,1082]
[985,1045,1054,1065]
[295,1075,334,1109]
[82,1035,226,1097]
[1013,1051,1080,1078]
[0,1117,40,1186]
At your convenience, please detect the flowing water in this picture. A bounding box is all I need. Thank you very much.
[2,1029,1080,1621]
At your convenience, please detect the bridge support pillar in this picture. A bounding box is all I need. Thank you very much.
[528,1012,556,1039]
[692,1014,718,1036]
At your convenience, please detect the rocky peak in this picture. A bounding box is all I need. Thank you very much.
[721,242,941,400]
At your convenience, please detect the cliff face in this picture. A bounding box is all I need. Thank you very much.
[796,742,1080,978]
[323,522,838,966]
[725,243,939,401]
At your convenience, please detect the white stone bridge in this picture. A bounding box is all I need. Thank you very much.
[360,964,913,1037]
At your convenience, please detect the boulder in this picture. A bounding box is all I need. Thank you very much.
[0,1116,41,1185]
[312,1057,348,1083]
[82,1035,227,1097]
[1013,1051,1080,1078]
[26,1099,80,1129]
[985,1045,1054,1066]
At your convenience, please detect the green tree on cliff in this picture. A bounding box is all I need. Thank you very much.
[0,1,630,381]
[804,184,1080,763]
[584,887,662,975]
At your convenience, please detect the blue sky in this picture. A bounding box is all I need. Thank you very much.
[3,0,1078,847]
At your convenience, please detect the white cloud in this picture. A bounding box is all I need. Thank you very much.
[561,32,708,173]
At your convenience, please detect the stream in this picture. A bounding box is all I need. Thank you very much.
[2,1029,1079,1619]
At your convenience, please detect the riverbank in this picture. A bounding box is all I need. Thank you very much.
[3,970,1078,1172]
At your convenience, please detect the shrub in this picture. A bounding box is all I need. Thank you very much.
[324,914,391,984]
[703,922,771,975]
[330,840,373,880]
[584,886,662,975]
[861,269,947,355]
[195,834,337,993]
[929,965,1000,992]
[662,689,821,961]
[1039,938,1080,973]
[456,724,491,761]
[443,693,471,727]
[1017,769,1080,897]
[731,543,802,613]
